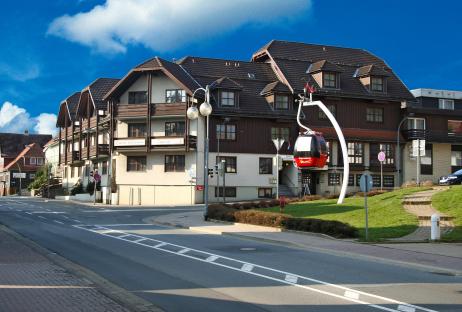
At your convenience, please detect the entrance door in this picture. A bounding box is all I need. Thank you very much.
[301,171,317,195]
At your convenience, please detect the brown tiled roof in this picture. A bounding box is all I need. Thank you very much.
[260,81,291,95]
[4,143,45,172]
[355,64,391,77]
[57,92,80,127]
[254,40,414,101]
[88,78,119,110]
[307,60,343,73]
[213,77,243,90]
[179,56,296,118]
[0,133,51,158]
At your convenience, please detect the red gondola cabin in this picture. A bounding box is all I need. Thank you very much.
[293,133,328,168]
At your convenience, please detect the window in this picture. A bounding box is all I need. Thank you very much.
[370,144,394,165]
[165,89,186,103]
[439,99,454,110]
[271,127,290,141]
[164,155,185,172]
[220,91,236,107]
[448,120,462,135]
[165,121,185,136]
[215,187,237,198]
[128,91,147,104]
[372,175,381,187]
[29,173,35,179]
[258,188,272,198]
[348,174,354,186]
[217,156,237,173]
[328,173,341,186]
[90,134,96,146]
[347,142,363,165]
[127,156,147,172]
[128,123,146,138]
[275,95,289,110]
[216,124,236,140]
[37,158,44,165]
[407,118,425,130]
[371,77,384,92]
[70,167,75,178]
[366,108,383,123]
[102,161,108,175]
[319,104,336,120]
[30,157,36,165]
[421,144,433,175]
[383,176,395,187]
[452,151,462,167]
[323,72,337,88]
[259,158,273,174]
[326,141,332,165]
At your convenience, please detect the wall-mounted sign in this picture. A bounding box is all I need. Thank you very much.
[13,173,26,179]
[196,185,204,191]
[114,139,146,147]
[151,137,184,146]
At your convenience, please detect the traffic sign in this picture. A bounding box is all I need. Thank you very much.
[196,185,204,191]
[412,139,425,157]
[360,174,373,193]
[378,151,386,162]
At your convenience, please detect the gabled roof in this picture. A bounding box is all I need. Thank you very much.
[57,92,80,127]
[355,64,391,78]
[104,57,200,100]
[0,133,51,158]
[253,40,414,101]
[76,78,119,117]
[213,76,243,90]
[3,143,45,172]
[307,60,343,74]
[260,81,291,95]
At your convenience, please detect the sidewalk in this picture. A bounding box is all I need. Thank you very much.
[0,227,130,312]
[146,210,462,275]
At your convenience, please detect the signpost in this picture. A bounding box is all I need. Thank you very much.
[412,139,425,186]
[272,138,285,199]
[378,151,386,190]
[360,173,373,241]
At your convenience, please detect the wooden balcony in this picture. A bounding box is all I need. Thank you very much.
[81,116,98,131]
[116,104,149,119]
[81,146,89,160]
[151,102,186,116]
[150,135,197,151]
[89,144,110,158]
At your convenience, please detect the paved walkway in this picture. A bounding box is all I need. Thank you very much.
[393,187,454,242]
[145,210,462,275]
[0,227,130,312]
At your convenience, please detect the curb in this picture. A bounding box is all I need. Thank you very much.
[0,224,164,312]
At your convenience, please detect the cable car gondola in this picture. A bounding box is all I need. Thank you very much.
[293,132,328,168]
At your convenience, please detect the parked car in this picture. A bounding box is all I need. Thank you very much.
[439,169,462,185]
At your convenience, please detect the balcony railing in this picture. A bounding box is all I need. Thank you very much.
[401,129,426,141]
[89,144,110,158]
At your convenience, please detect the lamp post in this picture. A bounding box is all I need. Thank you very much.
[396,113,415,188]
[187,85,213,220]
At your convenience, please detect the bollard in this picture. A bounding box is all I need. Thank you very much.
[430,214,440,241]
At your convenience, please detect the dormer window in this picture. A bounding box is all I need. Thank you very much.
[323,72,337,88]
[220,91,236,107]
[371,77,384,92]
[275,95,289,110]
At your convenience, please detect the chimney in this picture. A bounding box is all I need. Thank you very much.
[24,130,29,136]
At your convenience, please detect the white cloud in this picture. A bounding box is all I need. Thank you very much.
[0,101,57,135]
[0,63,40,81]
[48,0,312,54]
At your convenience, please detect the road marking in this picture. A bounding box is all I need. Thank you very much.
[62,216,70,219]
[72,219,82,223]
[17,209,22,212]
[118,234,131,238]
[82,208,201,213]
[285,274,298,284]
[206,255,219,262]
[53,220,64,225]
[345,290,360,300]
[25,212,33,215]
[398,305,416,312]
[241,263,254,272]
[31,211,66,214]
[133,238,147,243]
[74,225,438,312]
[92,224,150,226]
[177,248,190,254]
[38,216,47,220]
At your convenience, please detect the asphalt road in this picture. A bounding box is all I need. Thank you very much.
[0,197,461,312]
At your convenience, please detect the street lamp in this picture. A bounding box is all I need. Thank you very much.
[187,85,212,220]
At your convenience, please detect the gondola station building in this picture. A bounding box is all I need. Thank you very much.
[55,40,459,205]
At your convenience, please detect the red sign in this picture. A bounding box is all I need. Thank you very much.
[196,185,204,191]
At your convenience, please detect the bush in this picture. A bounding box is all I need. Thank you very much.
[207,205,358,238]
[70,182,83,196]
[269,199,280,207]
[356,190,388,197]
[27,165,50,191]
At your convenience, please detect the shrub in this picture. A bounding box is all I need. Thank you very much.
[234,210,289,227]
[258,200,270,208]
[70,182,83,196]
[356,190,388,197]
[208,204,235,222]
[268,199,280,207]
[241,202,254,210]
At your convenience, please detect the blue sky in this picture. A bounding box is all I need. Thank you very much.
[0,0,461,134]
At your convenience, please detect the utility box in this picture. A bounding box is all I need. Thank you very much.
[431,214,440,240]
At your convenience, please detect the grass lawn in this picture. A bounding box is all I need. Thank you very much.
[264,187,429,241]
[432,185,462,241]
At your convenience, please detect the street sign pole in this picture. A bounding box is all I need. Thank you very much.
[360,173,373,241]
[272,139,284,200]
[417,139,421,186]
[365,177,369,241]
[377,151,386,191]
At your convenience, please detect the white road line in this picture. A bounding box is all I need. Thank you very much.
[72,219,82,223]
[118,234,131,238]
[83,208,201,213]
[25,212,33,215]
[30,211,66,214]
[38,216,47,220]
[241,263,254,272]
[53,220,64,225]
[398,305,416,312]
[206,255,219,262]
[73,225,438,312]
[17,209,22,212]
[285,274,298,284]
[345,290,360,300]
[92,224,150,226]
[133,238,148,243]
[177,248,190,254]
[62,216,70,219]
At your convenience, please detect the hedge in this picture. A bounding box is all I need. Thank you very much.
[207,204,358,238]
